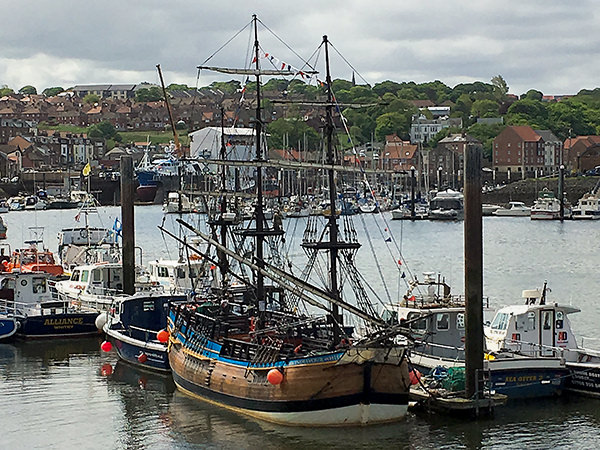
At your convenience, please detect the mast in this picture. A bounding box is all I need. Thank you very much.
[253,14,266,322]
[218,107,229,289]
[323,36,342,331]
[156,64,182,157]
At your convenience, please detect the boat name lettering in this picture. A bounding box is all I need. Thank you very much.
[504,375,540,383]
[288,353,341,366]
[44,317,84,327]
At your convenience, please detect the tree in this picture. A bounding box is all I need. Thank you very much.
[135,87,162,102]
[88,120,120,141]
[372,80,402,97]
[43,87,64,97]
[467,122,506,159]
[506,99,548,128]
[522,89,543,101]
[209,80,241,95]
[83,93,100,104]
[471,99,499,118]
[491,75,509,101]
[19,85,37,95]
[167,83,190,91]
[266,117,320,150]
[0,85,14,96]
[374,112,406,141]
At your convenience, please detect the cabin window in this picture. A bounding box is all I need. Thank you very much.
[556,311,564,329]
[491,313,509,331]
[527,312,536,330]
[456,313,465,329]
[157,266,169,278]
[71,270,80,281]
[32,277,47,294]
[176,268,186,279]
[407,312,427,330]
[93,270,102,282]
[0,278,15,290]
[81,270,89,283]
[542,311,552,330]
[436,313,450,331]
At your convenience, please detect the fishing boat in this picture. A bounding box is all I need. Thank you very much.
[0,314,17,340]
[383,273,569,398]
[0,271,99,338]
[492,201,531,217]
[102,293,186,372]
[482,204,501,216]
[165,19,411,427]
[485,283,600,399]
[57,199,121,273]
[531,188,572,220]
[53,261,160,312]
[2,228,64,276]
[148,256,208,294]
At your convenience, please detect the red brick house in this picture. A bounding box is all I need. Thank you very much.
[564,135,600,173]
[492,126,561,179]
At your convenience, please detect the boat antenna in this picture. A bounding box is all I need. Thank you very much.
[540,280,547,305]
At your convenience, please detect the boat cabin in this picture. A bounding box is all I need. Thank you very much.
[0,271,68,315]
[62,263,126,296]
[485,288,580,358]
[148,258,207,294]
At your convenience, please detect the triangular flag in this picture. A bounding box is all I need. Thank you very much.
[82,162,91,176]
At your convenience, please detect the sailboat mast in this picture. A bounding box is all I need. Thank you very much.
[323,35,342,329]
[253,15,266,314]
[219,107,229,288]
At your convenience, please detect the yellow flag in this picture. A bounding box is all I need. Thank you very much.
[82,162,91,176]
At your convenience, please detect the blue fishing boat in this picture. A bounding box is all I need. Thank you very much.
[0,314,17,340]
[103,293,186,372]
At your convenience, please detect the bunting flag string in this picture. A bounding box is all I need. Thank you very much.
[256,50,315,83]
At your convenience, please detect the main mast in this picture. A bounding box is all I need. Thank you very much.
[323,36,342,330]
[253,14,267,323]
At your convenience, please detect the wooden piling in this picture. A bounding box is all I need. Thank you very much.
[558,164,565,221]
[120,155,135,295]
[410,167,416,220]
[464,143,484,400]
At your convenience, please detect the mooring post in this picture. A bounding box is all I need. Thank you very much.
[120,155,135,295]
[558,164,565,221]
[410,166,416,219]
[464,143,484,400]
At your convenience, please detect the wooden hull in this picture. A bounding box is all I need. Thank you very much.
[168,339,410,426]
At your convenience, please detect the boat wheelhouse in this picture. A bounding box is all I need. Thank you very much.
[0,271,99,338]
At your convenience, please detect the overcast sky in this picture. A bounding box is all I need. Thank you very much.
[1,1,598,96]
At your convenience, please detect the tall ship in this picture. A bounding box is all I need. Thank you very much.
[166,17,412,426]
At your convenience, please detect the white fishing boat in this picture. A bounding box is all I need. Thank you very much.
[485,284,600,398]
[383,273,568,398]
[493,201,531,217]
[482,204,501,216]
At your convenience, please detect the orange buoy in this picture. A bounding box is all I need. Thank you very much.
[100,340,112,352]
[157,329,169,343]
[267,369,283,385]
[100,363,113,376]
[409,369,422,385]
[137,353,148,363]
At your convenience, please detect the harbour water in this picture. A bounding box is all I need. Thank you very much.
[2,206,600,448]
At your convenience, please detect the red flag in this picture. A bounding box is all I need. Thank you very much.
[252,57,257,63]
[210,265,216,270]
[397,259,402,265]
[409,295,416,302]
[281,62,285,70]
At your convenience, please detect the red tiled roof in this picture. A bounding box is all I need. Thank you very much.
[510,126,541,142]
[564,135,600,149]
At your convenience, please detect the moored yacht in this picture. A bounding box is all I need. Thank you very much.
[492,201,531,217]
[572,192,600,220]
